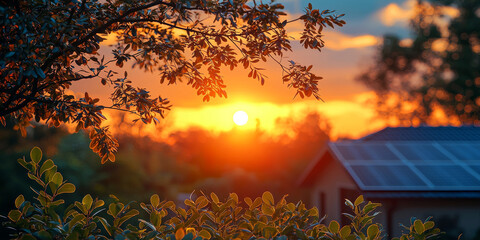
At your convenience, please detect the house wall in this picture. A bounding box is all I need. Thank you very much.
[307,152,480,239]
[380,199,480,239]
[310,152,359,222]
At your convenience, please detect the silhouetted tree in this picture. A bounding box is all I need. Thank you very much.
[358,0,480,125]
[0,0,344,162]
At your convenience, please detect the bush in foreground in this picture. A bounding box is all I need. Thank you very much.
[2,147,443,239]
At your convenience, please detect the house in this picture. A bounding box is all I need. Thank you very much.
[299,126,480,239]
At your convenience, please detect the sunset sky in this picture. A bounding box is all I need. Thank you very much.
[72,0,424,139]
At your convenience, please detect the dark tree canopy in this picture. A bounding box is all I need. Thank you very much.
[357,0,480,125]
[0,0,344,163]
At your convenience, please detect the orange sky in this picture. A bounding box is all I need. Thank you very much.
[71,0,441,140]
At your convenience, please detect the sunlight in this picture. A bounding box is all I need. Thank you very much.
[233,111,249,126]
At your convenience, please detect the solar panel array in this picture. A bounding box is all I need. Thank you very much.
[329,142,480,191]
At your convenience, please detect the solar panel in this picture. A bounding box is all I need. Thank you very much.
[329,141,480,191]
[349,165,427,188]
[440,143,480,162]
[391,143,452,162]
[334,144,400,162]
[468,165,480,176]
[415,165,480,187]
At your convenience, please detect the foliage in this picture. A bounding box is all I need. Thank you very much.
[2,147,445,239]
[0,0,345,163]
[357,0,480,125]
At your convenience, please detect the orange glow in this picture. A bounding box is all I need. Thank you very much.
[164,95,387,140]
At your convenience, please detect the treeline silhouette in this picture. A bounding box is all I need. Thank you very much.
[0,112,330,214]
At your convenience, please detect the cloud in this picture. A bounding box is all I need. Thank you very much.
[323,31,380,50]
[377,1,413,26]
[284,16,380,50]
[376,0,460,27]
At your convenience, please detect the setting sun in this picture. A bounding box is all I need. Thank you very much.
[233,110,249,126]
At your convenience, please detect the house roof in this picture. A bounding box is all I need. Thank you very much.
[360,126,480,141]
[300,126,480,196]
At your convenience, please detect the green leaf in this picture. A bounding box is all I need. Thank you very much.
[57,183,76,195]
[345,198,354,209]
[30,147,42,164]
[93,199,105,209]
[261,203,275,216]
[367,224,379,239]
[109,194,119,202]
[308,207,318,217]
[75,202,88,215]
[211,192,219,203]
[39,159,54,177]
[17,157,29,170]
[108,203,119,217]
[184,199,195,208]
[69,214,85,230]
[198,229,211,239]
[8,210,21,222]
[49,172,63,193]
[354,195,364,206]
[150,194,160,208]
[15,195,25,209]
[98,217,112,236]
[51,172,63,187]
[195,196,209,209]
[139,219,156,231]
[424,221,434,230]
[150,211,161,227]
[262,226,277,238]
[44,166,57,182]
[328,220,340,233]
[262,191,274,205]
[28,173,45,187]
[82,194,93,211]
[50,199,65,206]
[114,209,139,227]
[414,219,425,234]
[229,192,238,204]
[340,226,351,238]
[286,203,296,212]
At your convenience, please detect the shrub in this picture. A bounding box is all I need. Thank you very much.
[2,147,443,239]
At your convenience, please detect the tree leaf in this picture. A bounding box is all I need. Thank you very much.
[210,192,219,203]
[82,194,93,211]
[30,147,42,164]
[261,203,275,216]
[150,194,160,208]
[367,224,379,239]
[57,183,76,195]
[354,195,364,206]
[414,219,425,234]
[198,229,211,239]
[39,159,54,177]
[340,226,351,238]
[52,172,63,185]
[262,191,274,205]
[15,195,25,209]
[329,220,339,233]
[8,210,21,222]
